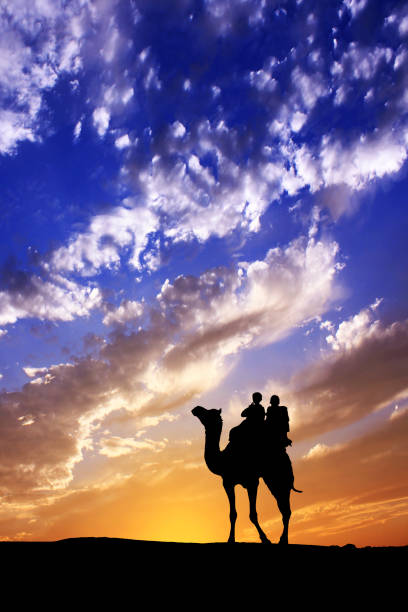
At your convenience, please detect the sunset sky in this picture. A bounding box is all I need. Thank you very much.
[0,0,407,546]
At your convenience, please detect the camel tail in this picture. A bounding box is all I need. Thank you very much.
[292,486,303,493]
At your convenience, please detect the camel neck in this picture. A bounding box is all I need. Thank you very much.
[204,423,221,446]
[203,423,223,475]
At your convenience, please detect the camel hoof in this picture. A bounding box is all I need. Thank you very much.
[278,537,288,546]
[261,538,272,545]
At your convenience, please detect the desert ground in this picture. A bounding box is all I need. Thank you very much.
[0,538,404,602]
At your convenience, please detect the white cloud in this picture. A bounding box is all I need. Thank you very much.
[172,121,186,138]
[122,87,134,105]
[0,0,141,155]
[138,117,318,244]
[394,49,407,71]
[101,24,119,63]
[248,68,277,93]
[333,42,393,83]
[0,1,90,152]
[343,0,368,18]
[326,300,383,352]
[50,203,159,275]
[159,232,339,368]
[279,310,408,441]
[92,106,110,137]
[0,226,340,497]
[0,110,35,154]
[23,366,48,379]
[73,120,82,140]
[204,0,267,33]
[400,16,408,36]
[99,435,166,458]
[294,146,322,191]
[0,275,101,326]
[138,413,178,429]
[290,111,307,132]
[115,133,131,149]
[320,131,407,192]
[102,300,144,326]
[291,66,329,112]
[144,66,161,90]
[23,362,73,381]
[303,442,343,460]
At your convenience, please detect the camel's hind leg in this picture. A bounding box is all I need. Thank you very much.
[275,489,291,545]
[247,481,271,544]
[264,477,292,545]
[223,480,237,543]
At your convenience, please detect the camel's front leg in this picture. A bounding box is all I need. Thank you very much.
[247,481,271,544]
[223,480,237,543]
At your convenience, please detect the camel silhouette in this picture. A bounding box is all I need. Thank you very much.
[192,405,301,544]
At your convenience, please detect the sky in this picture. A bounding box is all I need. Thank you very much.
[0,0,407,546]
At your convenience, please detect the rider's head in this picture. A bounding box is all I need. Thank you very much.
[252,391,262,404]
[270,394,280,406]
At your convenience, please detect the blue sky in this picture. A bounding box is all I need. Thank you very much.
[0,0,407,544]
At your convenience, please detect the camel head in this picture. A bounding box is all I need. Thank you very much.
[192,406,222,430]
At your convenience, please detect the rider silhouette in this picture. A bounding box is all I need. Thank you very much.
[228,392,265,470]
[265,394,292,448]
[241,391,266,422]
[264,394,294,484]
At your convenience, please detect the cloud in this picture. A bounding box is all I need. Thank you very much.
[0,230,339,498]
[0,0,137,152]
[389,404,408,421]
[343,0,368,18]
[288,408,408,545]
[73,120,82,140]
[102,300,144,326]
[319,130,407,193]
[23,366,49,379]
[290,66,329,112]
[171,121,187,138]
[6,0,403,286]
[325,298,382,350]
[0,110,35,154]
[0,0,83,152]
[284,307,408,440]
[303,442,344,460]
[49,203,159,275]
[331,42,393,83]
[160,234,339,372]
[114,133,131,149]
[0,273,101,326]
[136,117,316,245]
[99,435,167,458]
[92,107,111,137]
[203,0,268,34]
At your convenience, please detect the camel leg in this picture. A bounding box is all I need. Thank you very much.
[223,480,237,543]
[247,481,271,544]
[275,489,291,545]
[263,477,292,545]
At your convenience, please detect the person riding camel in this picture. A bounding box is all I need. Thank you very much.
[264,394,294,485]
[228,392,265,470]
[265,394,292,449]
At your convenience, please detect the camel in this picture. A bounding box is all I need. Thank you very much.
[192,405,301,544]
